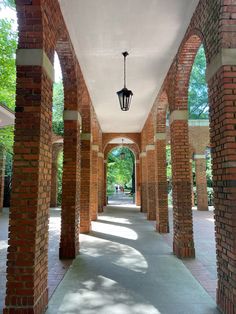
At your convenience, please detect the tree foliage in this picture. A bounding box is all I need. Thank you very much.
[107,147,134,193]
[52,81,64,135]
[188,45,209,119]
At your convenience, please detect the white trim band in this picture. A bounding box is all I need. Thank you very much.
[169,110,188,124]
[92,145,99,152]
[16,49,55,82]
[98,152,104,158]
[146,144,155,151]
[194,154,206,160]
[206,48,236,81]
[140,152,147,158]
[63,110,82,125]
[81,133,91,141]
[155,133,166,141]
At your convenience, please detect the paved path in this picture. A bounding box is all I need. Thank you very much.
[46,205,219,314]
[108,191,134,205]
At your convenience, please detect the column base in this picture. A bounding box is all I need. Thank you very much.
[59,243,79,259]
[80,224,91,234]
[217,284,236,314]
[147,213,156,221]
[173,240,195,258]
[156,223,169,233]
[4,288,48,314]
[197,206,209,211]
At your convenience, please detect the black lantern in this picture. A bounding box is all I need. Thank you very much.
[117,51,133,111]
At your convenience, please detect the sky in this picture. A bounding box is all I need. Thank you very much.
[0,2,62,82]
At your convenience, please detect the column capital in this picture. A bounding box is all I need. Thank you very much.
[169,110,188,125]
[16,49,54,82]
[64,110,82,125]
[194,154,206,160]
[146,144,155,151]
[140,152,147,158]
[92,144,99,152]
[81,133,91,141]
[206,48,236,81]
[98,152,104,158]
[155,133,166,141]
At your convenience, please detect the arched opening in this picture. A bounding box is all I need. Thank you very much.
[187,40,216,300]
[106,145,136,206]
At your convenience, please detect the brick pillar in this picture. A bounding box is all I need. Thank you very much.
[146,145,157,220]
[155,134,169,233]
[4,49,54,313]
[50,160,58,207]
[170,110,195,258]
[90,145,99,220]
[50,147,58,208]
[140,152,148,212]
[207,55,236,313]
[98,152,104,213]
[80,133,92,233]
[195,155,208,211]
[59,110,81,259]
[103,160,107,206]
[135,160,141,206]
[0,148,6,211]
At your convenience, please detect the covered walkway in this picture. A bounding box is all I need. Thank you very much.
[46,204,218,314]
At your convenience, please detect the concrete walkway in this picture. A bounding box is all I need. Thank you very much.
[46,205,219,314]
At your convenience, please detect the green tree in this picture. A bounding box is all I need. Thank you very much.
[52,81,64,135]
[107,147,134,194]
[188,45,209,119]
[0,18,17,110]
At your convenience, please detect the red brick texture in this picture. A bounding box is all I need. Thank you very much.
[50,143,62,208]
[80,138,92,233]
[0,148,5,210]
[195,157,208,211]
[170,118,195,258]
[60,118,80,259]
[155,139,169,233]
[209,65,236,314]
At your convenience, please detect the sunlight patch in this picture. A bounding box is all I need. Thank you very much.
[92,222,138,240]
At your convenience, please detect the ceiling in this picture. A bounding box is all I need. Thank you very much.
[59,0,199,133]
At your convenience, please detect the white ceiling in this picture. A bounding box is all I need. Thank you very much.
[109,137,134,144]
[59,0,199,132]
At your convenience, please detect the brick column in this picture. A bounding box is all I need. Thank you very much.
[50,160,58,207]
[146,145,157,220]
[50,146,59,208]
[4,49,54,313]
[0,147,6,211]
[194,154,208,211]
[59,110,81,259]
[207,50,236,313]
[103,160,107,206]
[155,133,169,233]
[140,152,148,212]
[135,160,141,206]
[98,152,104,213]
[170,110,195,258]
[80,133,92,233]
[90,145,99,220]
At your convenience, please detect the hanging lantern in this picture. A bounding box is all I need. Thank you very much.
[117,52,133,111]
